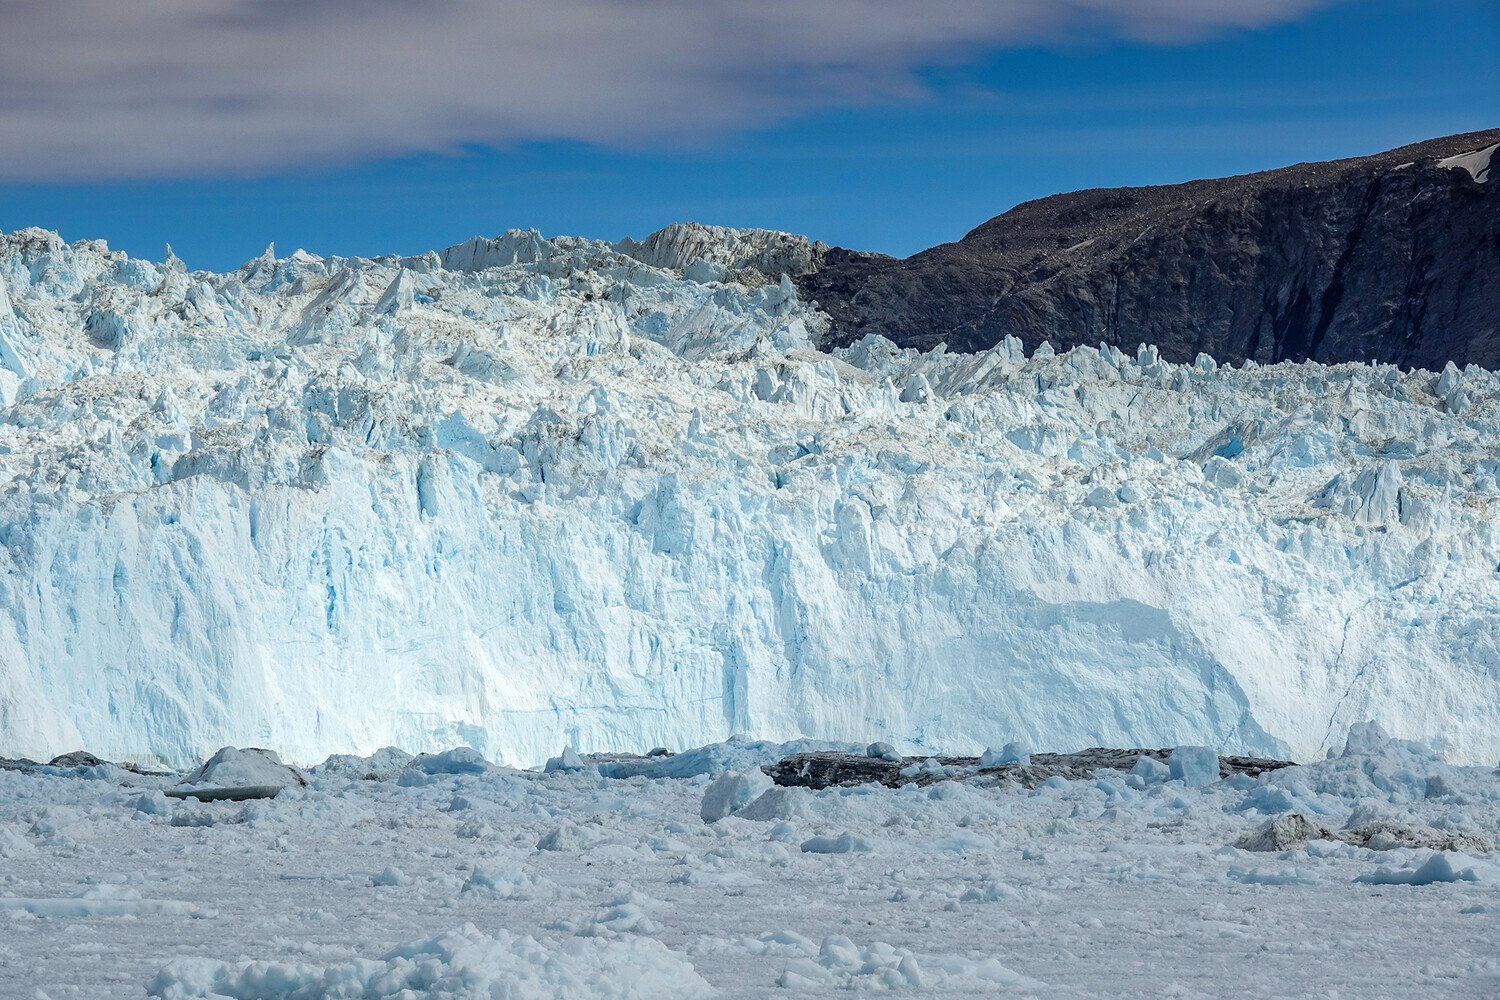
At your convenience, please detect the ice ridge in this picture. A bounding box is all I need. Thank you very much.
[0,224,1498,768]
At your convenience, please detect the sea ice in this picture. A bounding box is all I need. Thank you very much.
[0,724,1496,997]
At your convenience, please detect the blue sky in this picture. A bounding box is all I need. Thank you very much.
[0,0,1493,272]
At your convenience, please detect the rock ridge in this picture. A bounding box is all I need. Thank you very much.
[799,129,1500,370]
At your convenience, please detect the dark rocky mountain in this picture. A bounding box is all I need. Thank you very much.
[798,130,1500,370]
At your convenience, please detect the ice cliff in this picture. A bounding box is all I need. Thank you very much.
[0,223,1497,768]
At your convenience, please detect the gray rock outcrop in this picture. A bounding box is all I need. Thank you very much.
[768,747,1295,791]
[800,130,1500,370]
[1236,813,1494,853]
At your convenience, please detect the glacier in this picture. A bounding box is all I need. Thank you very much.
[0,222,1498,768]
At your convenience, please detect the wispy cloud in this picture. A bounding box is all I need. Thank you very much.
[0,1,1335,180]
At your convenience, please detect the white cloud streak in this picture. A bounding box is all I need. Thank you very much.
[0,1,1335,180]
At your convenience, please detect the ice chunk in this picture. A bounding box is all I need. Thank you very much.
[1202,455,1244,488]
[1350,461,1403,527]
[1354,852,1483,886]
[545,746,589,773]
[800,834,873,854]
[370,866,409,887]
[178,747,306,792]
[2,885,204,918]
[537,822,605,852]
[462,865,532,898]
[1083,485,1120,508]
[959,880,1022,902]
[1227,866,1318,886]
[1129,754,1171,784]
[700,767,774,823]
[768,821,799,842]
[682,258,722,283]
[934,831,995,853]
[1342,720,1392,758]
[981,741,1032,767]
[131,793,171,816]
[0,826,35,858]
[146,922,712,999]
[313,746,415,779]
[865,741,902,762]
[899,757,976,780]
[1168,746,1221,786]
[899,373,932,404]
[773,934,1041,991]
[374,269,415,315]
[414,746,492,775]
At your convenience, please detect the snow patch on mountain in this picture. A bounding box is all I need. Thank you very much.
[0,222,1498,768]
[1438,142,1497,184]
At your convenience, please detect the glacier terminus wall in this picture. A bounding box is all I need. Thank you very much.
[0,223,1497,767]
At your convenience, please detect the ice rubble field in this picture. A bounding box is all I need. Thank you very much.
[1,729,1498,999]
[3,222,1500,769]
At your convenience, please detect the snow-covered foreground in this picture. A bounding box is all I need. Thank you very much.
[1,729,1498,999]
[4,223,1500,767]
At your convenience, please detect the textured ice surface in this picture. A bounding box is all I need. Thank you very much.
[2,728,1498,999]
[2,223,1500,767]
[146,922,714,1000]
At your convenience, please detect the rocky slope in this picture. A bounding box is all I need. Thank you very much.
[800,130,1500,369]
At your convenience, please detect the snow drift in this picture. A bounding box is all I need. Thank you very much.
[0,223,1498,767]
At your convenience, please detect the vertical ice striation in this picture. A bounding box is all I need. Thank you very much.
[0,224,1498,768]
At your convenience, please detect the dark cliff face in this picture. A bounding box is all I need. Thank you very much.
[798,130,1500,370]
